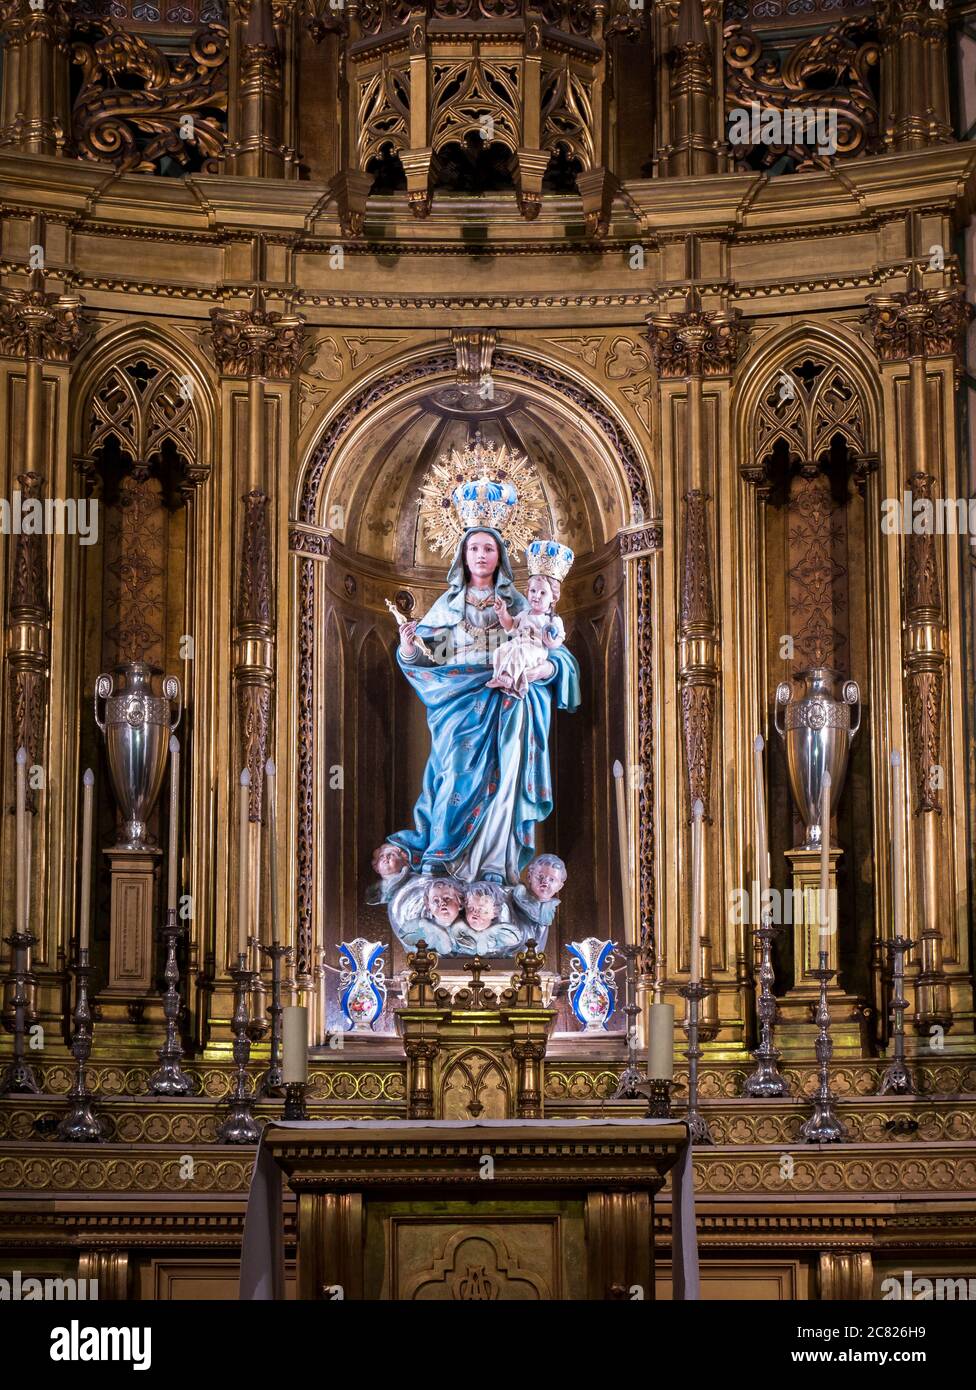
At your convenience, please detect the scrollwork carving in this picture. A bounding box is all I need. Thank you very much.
[71,21,228,173]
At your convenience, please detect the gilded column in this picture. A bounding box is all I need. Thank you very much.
[210,289,308,987]
[0,0,73,156]
[865,279,971,1033]
[878,0,952,151]
[661,0,717,177]
[0,227,90,1022]
[226,0,287,177]
[647,293,741,1037]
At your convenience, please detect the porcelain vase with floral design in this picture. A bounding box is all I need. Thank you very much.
[338,939,387,1032]
[567,938,616,1032]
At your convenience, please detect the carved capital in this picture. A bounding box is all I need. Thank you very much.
[210,306,310,378]
[646,307,742,377]
[0,288,91,363]
[863,285,971,364]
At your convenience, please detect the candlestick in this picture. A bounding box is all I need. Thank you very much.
[611,760,632,945]
[167,736,180,914]
[79,769,94,952]
[57,947,103,1141]
[689,798,703,983]
[238,768,250,958]
[754,734,770,913]
[266,758,280,947]
[15,746,27,935]
[217,953,260,1144]
[819,770,832,944]
[799,950,847,1143]
[743,734,789,1097]
[891,750,904,940]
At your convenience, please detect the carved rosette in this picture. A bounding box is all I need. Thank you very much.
[863,286,972,367]
[210,306,311,379]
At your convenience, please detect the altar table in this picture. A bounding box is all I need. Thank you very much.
[239,1117,698,1301]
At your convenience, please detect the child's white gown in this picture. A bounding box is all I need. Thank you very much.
[491,612,564,697]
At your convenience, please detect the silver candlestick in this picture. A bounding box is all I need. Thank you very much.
[57,947,103,1141]
[0,928,40,1095]
[257,941,292,1097]
[149,909,193,1096]
[283,1081,309,1120]
[217,954,261,1144]
[613,943,644,1100]
[878,936,916,1096]
[799,949,847,1143]
[679,980,713,1144]
[742,914,789,1097]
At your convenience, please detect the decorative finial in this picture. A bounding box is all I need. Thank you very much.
[83,768,95,787]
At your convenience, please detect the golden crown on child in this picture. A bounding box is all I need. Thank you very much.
[526,538,575,582]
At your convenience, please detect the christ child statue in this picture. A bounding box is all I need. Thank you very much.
[486,573,564,698]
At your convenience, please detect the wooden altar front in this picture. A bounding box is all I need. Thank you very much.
[247,1119,692,1301]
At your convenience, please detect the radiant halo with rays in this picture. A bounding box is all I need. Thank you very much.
[417,432,546,560]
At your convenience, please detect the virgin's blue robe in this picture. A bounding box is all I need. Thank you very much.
[388,526,580,880]
[390,644,580,879]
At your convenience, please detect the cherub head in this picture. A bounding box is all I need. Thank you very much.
[525,854,566,902]
[424,877,465,927]
[372,842,409,879]
[464,881,503,931]
[526,574,555,616]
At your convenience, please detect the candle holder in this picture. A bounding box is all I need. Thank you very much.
[612,943,644,1100]
[799,950,847,1143]
[57,947,103,1141]
[878,936,916,1096]
[678,980,713,1145]
[0,928,40,1095]
[258,941,293,1097]
[148,909,193,1096]
[283,1081,309,1120]
[742,915,789,1098]
[638,1078,674,1118]
[217,954,261,1145]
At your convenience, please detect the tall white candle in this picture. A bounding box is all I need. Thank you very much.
[690,798,704,983]
[754,735,770,924]
[167,735,180,915]
[79,769,94,951]
[891,750,904,939]
[15,746,27,935]
[611,760,632,944]
[266,758,280,947]
[282,1005,308,1085]
[647,1001,675,1080]
[238,768,251,958]
[819,770,832,944]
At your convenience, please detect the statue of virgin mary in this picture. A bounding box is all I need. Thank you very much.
[388,522,580,886]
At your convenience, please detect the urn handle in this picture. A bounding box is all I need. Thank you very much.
[93,673,114,733]
[843,679,861,736]
[162,675,183,733]
[773,681,792,738]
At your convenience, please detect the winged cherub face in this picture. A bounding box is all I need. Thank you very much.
[427,882,463,927]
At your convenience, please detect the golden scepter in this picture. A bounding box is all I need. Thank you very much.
[385,598,434,660]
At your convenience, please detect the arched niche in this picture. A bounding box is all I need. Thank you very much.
[69,327,216,1006]
[736,329,882,1012]
[292,351,655,1039]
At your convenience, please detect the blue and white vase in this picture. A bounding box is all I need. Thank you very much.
[567,938,616,1032]
[338,939,387,1032]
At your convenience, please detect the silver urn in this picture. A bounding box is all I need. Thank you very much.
[774,667,860,850]
[94,661,182,849]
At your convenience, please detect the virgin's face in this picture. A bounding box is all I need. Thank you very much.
[465,532,500,584]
